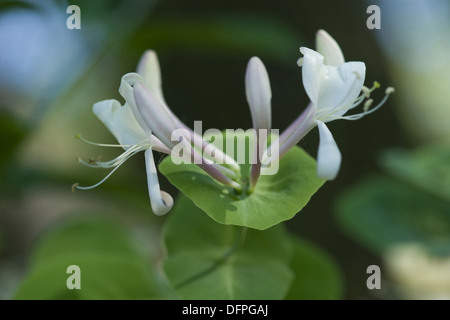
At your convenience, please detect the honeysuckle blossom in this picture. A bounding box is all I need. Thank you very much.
[76,29,394,215]
[269,29,394,180]
[75,50,242,215]
[75,52,174,215]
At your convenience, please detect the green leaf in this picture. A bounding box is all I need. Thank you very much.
[159,131,325,230]
[380,143,450,201]
[336,176,450,256]
[29,217,140,268]
[14,254,167,300]
[162,194,294,300]
[14,216,175,300]
[285,236,343,300]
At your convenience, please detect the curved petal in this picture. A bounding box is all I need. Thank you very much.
[136,50,167,105]
[316,62,366,118]
[118,72,153,135]
[300,47,323,108]
[92,99,148,148]
[245,56,272,131]
[315,29,345,66]
[316,120,341,180]
[301,48,366,119]
[145,148,173,215]
[133,82,180,149]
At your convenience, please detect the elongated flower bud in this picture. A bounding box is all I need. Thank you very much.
[245,57,272,132]
[245,57,272,192]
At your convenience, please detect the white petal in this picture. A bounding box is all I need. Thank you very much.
[315,29,345,66]
[316,120,341,180]
[136,50,166,105]
[300,47,324,108]
[144,149,173,215]
[118,72,153,135]
[245,56,272,131]
[133,82,180,148]
[92,99,148,148]
[318,62,366,118]
[301,48,366,118]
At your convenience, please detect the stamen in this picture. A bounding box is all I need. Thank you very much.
[385,87,395,95]
[341,90,392,121]
[361,86,371,98]
[297,57,304,67]
[76,134,134,148]
[322,82,394,122]
[344,82,381,113]
[78,145,144,168]
[74,159,127,191]
[363,99,373,112]
[88,156,102,164]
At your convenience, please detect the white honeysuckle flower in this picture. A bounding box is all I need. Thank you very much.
[274,30,394,180]
[245,56,272,191]
[77,50,243,208]
[300,46,364,180]
[300,47,366,122]
[75,52,174,216]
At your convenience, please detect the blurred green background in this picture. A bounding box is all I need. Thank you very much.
[1,0,450,299]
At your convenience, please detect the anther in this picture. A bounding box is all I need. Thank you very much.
[364,99,373,112]
[72,183,79,193]
[361,86,371,98]
[88,156,102,164]
[385,87,395,95]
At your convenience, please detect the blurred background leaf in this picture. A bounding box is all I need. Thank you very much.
[336,176,450,257]
[14,215,175,299]
[285,236,343,300]
[163,194,294,300]
[380,143,450,202]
